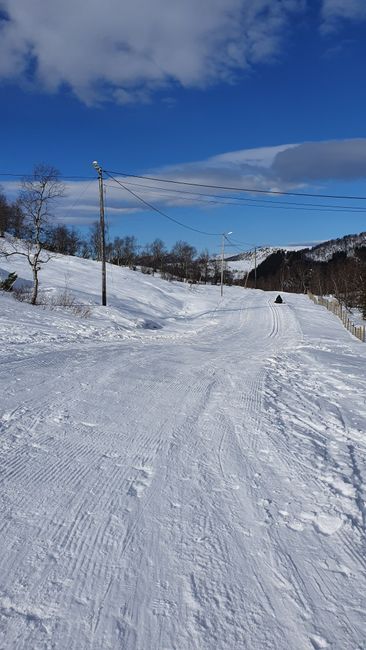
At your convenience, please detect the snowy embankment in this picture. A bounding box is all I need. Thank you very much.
[0,252,365,649]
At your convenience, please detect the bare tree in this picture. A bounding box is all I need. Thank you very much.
[8,200,26,238]
[121,235,138,267]
[46,224,81,256]
[1,164,65,305]
[111,236,124,265]
[171,240,197,280]
[89,221,102,261]
[0,190,10,238]
[197,249,211,284]
[150,238,167,274]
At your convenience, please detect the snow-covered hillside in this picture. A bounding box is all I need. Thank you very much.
[226,232,366,278]
[305,231,366,262]
[226,245,305,279]
[0,252,365,649]
[226,246,275,277]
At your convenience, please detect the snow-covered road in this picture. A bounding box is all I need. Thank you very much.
[0,272,365,648]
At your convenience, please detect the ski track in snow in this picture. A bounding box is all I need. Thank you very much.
[0,269,365,649]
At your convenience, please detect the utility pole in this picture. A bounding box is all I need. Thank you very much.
[220,234,225,297]
[254,246,257,289]
[92,161,107,306]
[220,231,232,297]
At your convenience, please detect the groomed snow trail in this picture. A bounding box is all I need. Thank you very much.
[0,287,365,649]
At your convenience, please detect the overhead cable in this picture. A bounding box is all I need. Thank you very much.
[104,180,365,214]
[105,169,366,202]
[103,170,223,237]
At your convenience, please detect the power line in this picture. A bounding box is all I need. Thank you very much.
[3,168,365,209]
[3,166,366,202]
[105,178,366,212]
[226,236,264,247]
[0,172,95,180]
[105,168,366,202]
[103,170,223,237]
[67,179,95,211]
[106,184,365,213]
[225,236,256,252]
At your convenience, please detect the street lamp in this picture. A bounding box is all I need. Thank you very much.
[220,231,233,297]
[92,161,107,306]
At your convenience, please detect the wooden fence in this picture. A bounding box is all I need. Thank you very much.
[307,292,365,343]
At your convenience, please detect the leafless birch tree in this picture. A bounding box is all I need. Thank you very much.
[0,164,65,304]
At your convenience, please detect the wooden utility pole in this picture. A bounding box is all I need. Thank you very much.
[93,161,107,306]
[220,231,232,296]
[254,246,257,289]
[220,234,225,297]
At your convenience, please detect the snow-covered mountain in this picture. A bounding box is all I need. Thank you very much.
[226,245,304,278]
[226,231,366,278]
[304,231,366,262]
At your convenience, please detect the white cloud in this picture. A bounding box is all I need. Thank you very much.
[0,0,304,104]
[1,2,366,104]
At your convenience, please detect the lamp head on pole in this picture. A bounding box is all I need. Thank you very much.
[92,160,102,174]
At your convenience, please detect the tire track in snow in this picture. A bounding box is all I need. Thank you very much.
[148,294,310,649]
[267,300,280,339]
[218,295,298,473]
[252,315,366,647]
[216,296,359,647]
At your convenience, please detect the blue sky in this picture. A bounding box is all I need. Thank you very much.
[1,0,366,255]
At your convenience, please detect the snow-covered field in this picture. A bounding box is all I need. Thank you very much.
[0,252,366,649]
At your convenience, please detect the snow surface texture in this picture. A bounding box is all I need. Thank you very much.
[0,252,366,649]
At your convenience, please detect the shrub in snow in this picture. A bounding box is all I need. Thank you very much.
[12,286,91,317]
[0,272,17,291]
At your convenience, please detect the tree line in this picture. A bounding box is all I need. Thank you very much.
[1,166,365,316]
[242,247,366,317]
[87,223,233,285]
[0,195,232,285]
[0,165,233,305]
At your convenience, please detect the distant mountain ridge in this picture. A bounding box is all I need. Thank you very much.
[233,231,366,316]
[304,232,366,262]
[226,232,366,278]
[226,245,304,278]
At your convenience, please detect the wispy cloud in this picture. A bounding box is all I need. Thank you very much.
[321,0,366,32]
[2,139,366,225]
[145,139,366,193]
